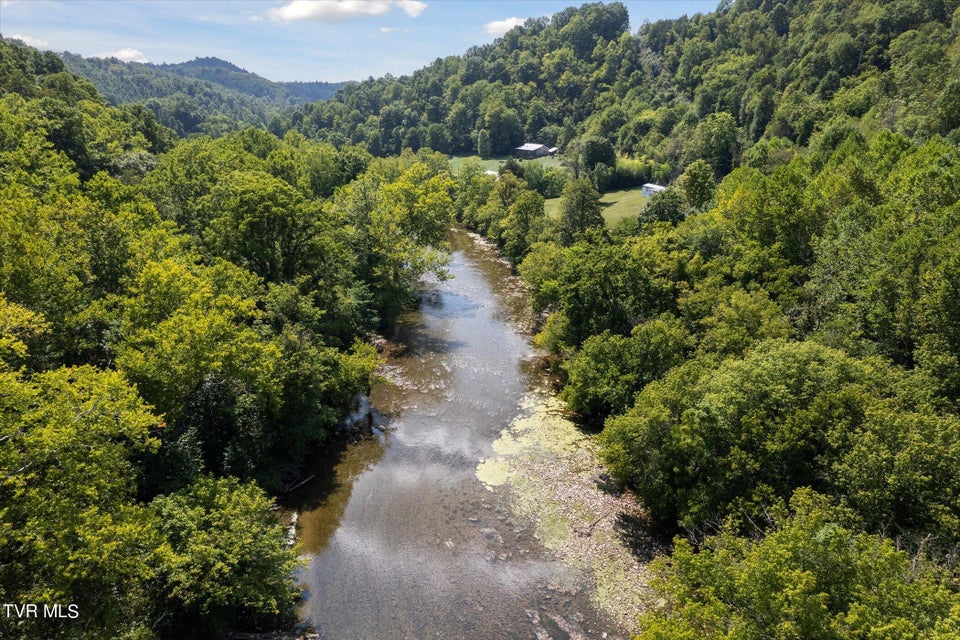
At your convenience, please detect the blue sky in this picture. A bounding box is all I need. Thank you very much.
[1,0,718,82]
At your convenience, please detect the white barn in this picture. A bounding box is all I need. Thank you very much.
[515,143,550,159]
[642,183,668,197]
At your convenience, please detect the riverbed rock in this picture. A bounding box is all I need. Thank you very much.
[285,512,298,547]
[534,626,553,640]
[479,527,503,545]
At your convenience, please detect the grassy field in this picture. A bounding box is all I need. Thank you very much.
[544,187,649,228]
[599,188,649,227]
[448,154,563,176]
[448,153,649,229]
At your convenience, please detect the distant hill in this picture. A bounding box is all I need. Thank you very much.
[59,52,348,136]
[156,56,345,102]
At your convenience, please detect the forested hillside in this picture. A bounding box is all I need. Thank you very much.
[283,0,959,173]
[3,0,960,638]
[429,1,960,637]
[58,51,346,137]
[0,36,452,639]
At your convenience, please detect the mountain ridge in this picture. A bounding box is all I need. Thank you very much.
[57,49,350,136]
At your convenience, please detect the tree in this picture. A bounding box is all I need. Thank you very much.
[525,235,676,349]
[338,161,455,325]
[561,314,690,418]
[0,366,161,639]
[139,135,261,236]
[638,489,960,640]
[579,135,616,170]
[695,287,793,357]
[151,476,300,638]
[686,112,740,178]
[500,189,546,263]
[770,2,789,36]
[640,188,686,225]
[445,102,474,151]
[676,159,715,211]
[600,339,960,536]
[114,257,278,419]
[477,128,492,158]
[0,182,90,358]
[518,241,565,313]
[0,293,49,370]
[482,102,523,155]
[110,256,290,486]
[425,122,450,153]
[558,177,603,245]
[200,170,315,282]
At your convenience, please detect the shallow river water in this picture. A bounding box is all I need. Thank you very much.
[285,229,625,640]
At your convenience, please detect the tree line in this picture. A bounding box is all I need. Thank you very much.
[307,0,957,636]
[276,0,958,176]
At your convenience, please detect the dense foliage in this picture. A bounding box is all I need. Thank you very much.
[638,490,960,640]
[438,3,960,630]
[0,37,452,638]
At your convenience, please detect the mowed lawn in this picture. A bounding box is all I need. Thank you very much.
[448,154,564,175]
[544,188,649,228]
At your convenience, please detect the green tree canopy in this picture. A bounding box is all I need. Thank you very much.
[558,177,603,245]
[601,339,960,538]
[638,489,960,640]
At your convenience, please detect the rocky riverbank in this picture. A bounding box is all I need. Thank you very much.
[477,392,659,636]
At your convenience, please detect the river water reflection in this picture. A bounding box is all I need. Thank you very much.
[286,229,622,639]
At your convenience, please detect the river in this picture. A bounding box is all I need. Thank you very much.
[284,229,627,639]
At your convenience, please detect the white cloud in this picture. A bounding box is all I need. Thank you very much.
[270,0,426,23]
[379,26,409,33]
[272,0,390,22]
[96,48,149,63]
[10,33,49,48]
[485,16,525,37]
[395,0,426,17]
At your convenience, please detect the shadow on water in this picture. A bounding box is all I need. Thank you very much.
[281,433,386,555]
[390,321,468,356]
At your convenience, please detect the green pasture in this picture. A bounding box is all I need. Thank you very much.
[544,188,649,228]
[448,154,563,175]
